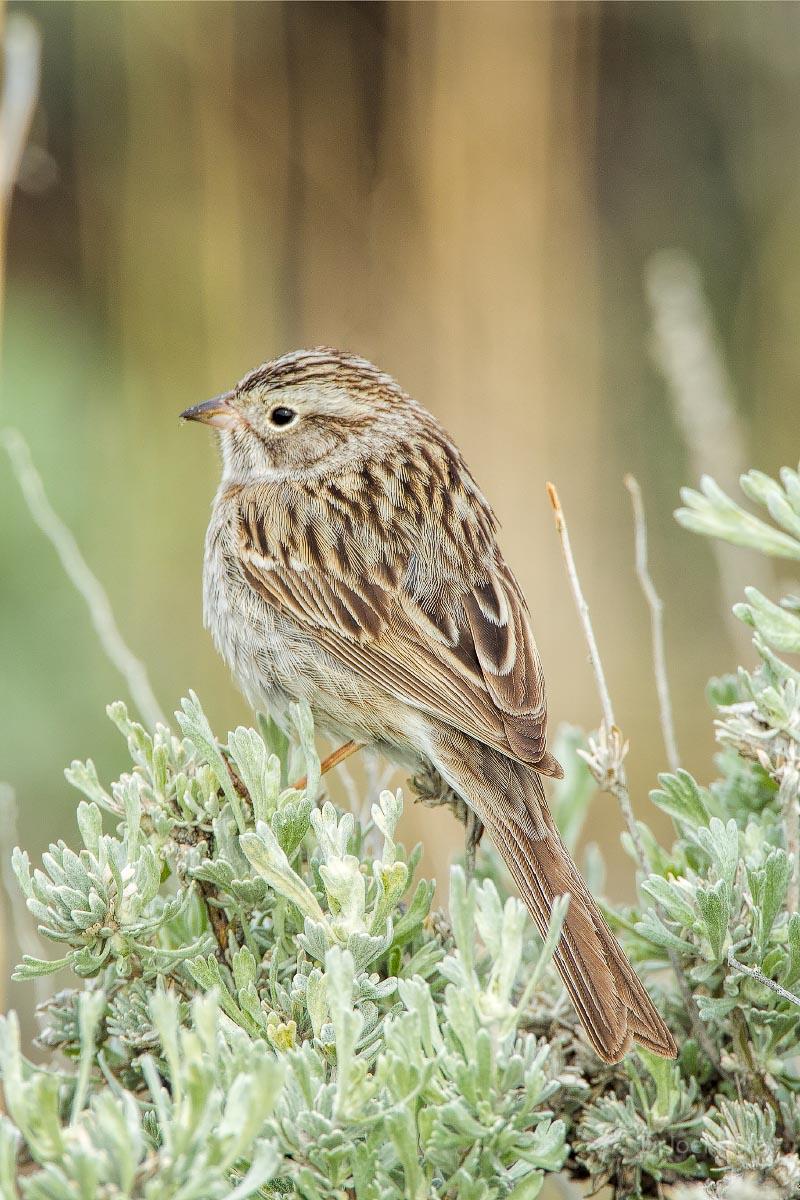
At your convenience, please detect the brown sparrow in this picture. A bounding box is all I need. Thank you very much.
[182,348,676,1063]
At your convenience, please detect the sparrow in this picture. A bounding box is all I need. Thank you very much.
[181,347,676,1063]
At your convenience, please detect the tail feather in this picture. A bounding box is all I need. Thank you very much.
[438,744,677,1063]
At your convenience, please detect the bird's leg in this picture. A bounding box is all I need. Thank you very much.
[409,760,484,881]
[464,806,485,883]
[292,739,364,791]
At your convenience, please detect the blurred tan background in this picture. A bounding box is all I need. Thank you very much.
[3,2,799,996]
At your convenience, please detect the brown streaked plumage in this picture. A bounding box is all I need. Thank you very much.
[182,347,677,1064]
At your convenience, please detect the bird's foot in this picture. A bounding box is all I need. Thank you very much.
[410,761,484,882]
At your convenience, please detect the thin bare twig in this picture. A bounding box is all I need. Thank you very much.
[1,428,166,729]
[546,482,616,733]
[546,482,645,873]
[547,480,722,1070]
[624,475,681,773]
[728,948,800,1008]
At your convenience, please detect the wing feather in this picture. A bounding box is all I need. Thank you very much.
[235,479,560,775]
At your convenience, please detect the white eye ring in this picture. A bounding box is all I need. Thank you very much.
[269,406,298,428]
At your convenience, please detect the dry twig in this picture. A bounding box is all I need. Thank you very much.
[624,474,681,773]
[1,429,166,729]
[727,948,800,1008]
[546,481,646,874]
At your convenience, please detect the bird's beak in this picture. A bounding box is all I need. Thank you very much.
[180,391,240,430]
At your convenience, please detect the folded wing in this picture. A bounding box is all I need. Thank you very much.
[236,478,561,777]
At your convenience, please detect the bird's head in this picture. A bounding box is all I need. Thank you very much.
[181,348,420,482]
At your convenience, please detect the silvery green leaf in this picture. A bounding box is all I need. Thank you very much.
[324,946,364,1118]
[11,848,32,899]
[473,877,505,960]
[780,464,800,514]
[185,952,222,993]
[0,1013,65,1161]
[785,912,800,986]
[761,849,791,945]
[305,967,328,1040]
[64,760,115,813]
[120,776,143,860]
[271,795,312,857]
[151,739,170,800]
[298,918,332,963]
[240,822,327,925]
[311,802,354,863]
[736,587,800,653]
[676,476,800,559]
[70,906,101,932]
[218,1056,285,1159]
[481,894,527,1024]
[650,770,711,826]
[232,944,258,992]
[695,993,738,1021]
[238,983,268,1033]
[72,943,113,977]
[222,1137,282,1200]
[256,712,290,776]
[448,866,475,980]
[191,858,236,890]
[396,977,444,1057]
[0,1116,21,1199]
[369,860,409,935]
[227,725,280,824]
[11,953,71,980]
[70,989,106,1122]
[506,1171,546,1200]
[641,876,696,927]
[212,809,253,879]
[75,802,103,856]
[176,692,246,832]
[289,701,320,800]
[390,879,435,948]
[56,848,91,894]
[346,927,392,972]
[443,976,478,1058]
[320,855,366,934]
[229,878,268,906]
[372,790,404,865]
[384,1107,426,1200]
[635,911,697,955]
[107,703,155,775]
[741,469,800,539]
[522,1116,569,1172]
[132,846,161,910]
[691,818,739,886]
[696,880,730,962]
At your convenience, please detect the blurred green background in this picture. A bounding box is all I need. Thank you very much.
[2,1,799,997]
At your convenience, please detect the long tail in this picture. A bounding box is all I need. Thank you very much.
[437,743,677,1063]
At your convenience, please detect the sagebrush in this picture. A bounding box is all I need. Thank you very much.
[2,462,800,1199]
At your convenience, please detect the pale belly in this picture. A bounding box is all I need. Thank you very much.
[202,527,429,767]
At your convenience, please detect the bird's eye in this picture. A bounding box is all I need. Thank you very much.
[269,406,297,428]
